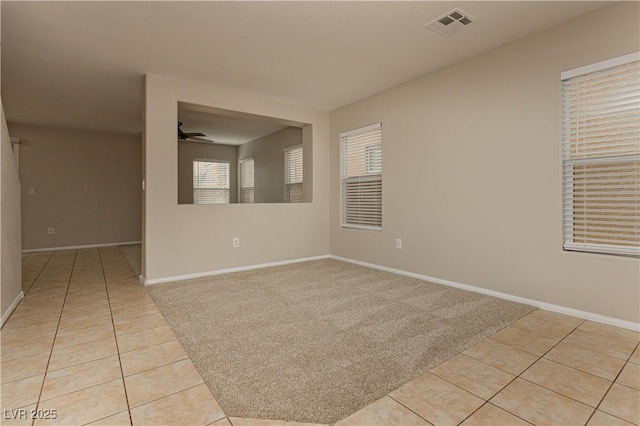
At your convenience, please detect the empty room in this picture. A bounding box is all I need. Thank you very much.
[1,1,639,426]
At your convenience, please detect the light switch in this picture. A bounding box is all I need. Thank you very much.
[28,188,36,196]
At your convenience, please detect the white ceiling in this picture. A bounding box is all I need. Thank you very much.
[1,1,610,135]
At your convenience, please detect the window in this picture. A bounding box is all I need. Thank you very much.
[284,145,303,203]
[562,53,639,256]
[192,160,230,204]
[239,158,255,203]
[340,123,382,230]
[366,144,382,174]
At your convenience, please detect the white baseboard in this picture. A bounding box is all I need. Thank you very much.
[330,255,640,332]
[1,291,24,328]
[137,252,638,331]
[142,255,331,285]
[23,241,142,253]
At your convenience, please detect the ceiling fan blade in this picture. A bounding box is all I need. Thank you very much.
[187,136,216,144]
[183,132,206,137]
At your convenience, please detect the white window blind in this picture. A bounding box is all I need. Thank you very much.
[239,158,255,204]
[284,145,303,203]
[340,123,382,230]
[193,160,230,204]
[562,53,640,257]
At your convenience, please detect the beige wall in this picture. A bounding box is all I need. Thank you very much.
[1,102,23,321]
[143,75,329,281]
[329,2,640,323]
[9,124,142,250]
[178,141,238,204]
[238,127,302,203]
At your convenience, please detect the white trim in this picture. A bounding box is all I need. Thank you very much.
[141,253,639,331]
[142,255,331,285]
[22,241,142,253]
[329,255,640,332]
[1,291,24,328]
[340,223,383,232]
[564,242,640,258]
[561,51,639,80]
[339,122,382,139]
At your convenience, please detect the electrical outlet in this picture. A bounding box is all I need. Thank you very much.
[28,187,36,196]
[233,237,240,248]
[396,238,402,249]
[47,227,55,235]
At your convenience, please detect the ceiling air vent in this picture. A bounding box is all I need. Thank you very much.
[425,8,475,37]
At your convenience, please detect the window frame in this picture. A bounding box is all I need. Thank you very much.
[365,144,382,174]
[192,159,231,205]
[561,52,640,257]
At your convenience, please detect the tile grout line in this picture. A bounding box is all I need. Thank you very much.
[124,357,199,379]
[585,340,640,425]
[449,371,523,426]
[515,375,598,409]
[488,319,639,424]
[381,394,431,425]
[37,338,181,377]
[49,308,162,338]
[427,353,519,400]
[78,408,130,426]
[126,382,206,414]
[5,250,55,330]
[360,315,544,422]
[540,356,623,386]
[540,342,628,381]
[417,352,524,426]
[485,402,535,425]
[98,247,134,426]
[21,251,55,297]
[36,378,123,408]
[510,315,585,341]
[111,314,167,338]
[42,349,118,375]
[477,317,589,425]
[118,342,187,378]
[53,329,117,347]
[454,350,536,379]
[562,338,639,361]
[429,340,542,424]
[32,249,78,426]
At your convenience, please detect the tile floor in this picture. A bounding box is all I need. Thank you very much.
[1,248,638,426]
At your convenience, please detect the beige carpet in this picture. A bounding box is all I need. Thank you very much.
[147,259,535,423]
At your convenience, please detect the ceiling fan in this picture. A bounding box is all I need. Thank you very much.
[178,121,215,143]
